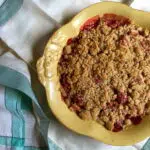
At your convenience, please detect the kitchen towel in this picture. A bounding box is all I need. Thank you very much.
[0,0,150,149]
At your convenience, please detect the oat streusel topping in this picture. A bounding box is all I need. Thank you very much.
[58,14,150,132]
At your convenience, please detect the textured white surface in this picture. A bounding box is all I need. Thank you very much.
[0,52,31,81]
[0,0,150,149]
[0,0,5,6]
[0,0,55,63]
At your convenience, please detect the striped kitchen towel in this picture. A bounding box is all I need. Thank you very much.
[0,0,150,149]
[0,52,62,149]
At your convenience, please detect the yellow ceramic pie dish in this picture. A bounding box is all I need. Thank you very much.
[37,2,150,146]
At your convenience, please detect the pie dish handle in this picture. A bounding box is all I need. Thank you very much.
[37,44,61,87]
[36,56,47,87]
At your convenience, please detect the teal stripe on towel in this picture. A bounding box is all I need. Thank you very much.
[0,0,23,26]
[0,136,24,147]
[0,136,47,149]
[5,87,25,146]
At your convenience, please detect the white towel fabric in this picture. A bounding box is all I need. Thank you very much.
[1,0,150,149]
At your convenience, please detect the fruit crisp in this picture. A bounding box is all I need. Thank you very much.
[58,14,150,132]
